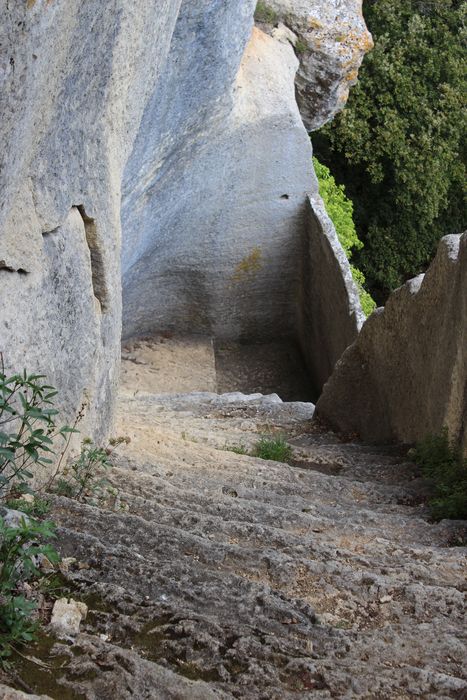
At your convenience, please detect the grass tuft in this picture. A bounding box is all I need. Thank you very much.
[254,2,278,24]
[252,436,292,463]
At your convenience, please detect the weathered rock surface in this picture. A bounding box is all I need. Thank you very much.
[121,12,364,389]
[0,688,50,700]
[50,598,88,639]
[0,0,183,438]
[317,232,467,450]
[121,23,313,343]
[1,1,368,443]
[9,383,465,698]
[299,196,365,394]
[256,0,373,130]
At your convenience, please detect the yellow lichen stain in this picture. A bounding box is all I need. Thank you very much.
[346,69,359,83]
[27,0,53,8]
[231,247,262,283]
[307,17,324,30]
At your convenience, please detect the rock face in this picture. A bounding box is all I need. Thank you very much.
[256,0,373,130]
[0,0,369,446]
[121,6,366,388]
[121,20,312,342]
[317,232,467,450]
[0,0,183,439]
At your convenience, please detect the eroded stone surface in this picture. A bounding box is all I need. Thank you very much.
[50,598,88,638]
[1,1,365,450]
[0,0,183,440]
[11,388,465,698]
[317,232,467,451]
[299,196,365,394]
[121,23,314,343]
[255,0,373,130]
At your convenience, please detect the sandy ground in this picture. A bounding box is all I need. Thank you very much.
[121,334,314,401]
[121,335,217,394]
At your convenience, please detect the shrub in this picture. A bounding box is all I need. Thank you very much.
[313,156,377,316]
[0,516,59,663]
[0,362,73,498]
[54,436,128,505]
[0,360,68,664]
[411,428,467,521]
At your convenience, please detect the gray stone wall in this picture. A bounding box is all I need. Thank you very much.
[299,196,364,394]
[316,232,467,451]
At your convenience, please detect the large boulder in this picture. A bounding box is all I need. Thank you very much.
[316,232,467,451]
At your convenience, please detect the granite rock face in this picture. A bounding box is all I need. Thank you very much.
[256,0,373,130]
[317,232,467,450]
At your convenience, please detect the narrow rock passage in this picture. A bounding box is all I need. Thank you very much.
[3,345,466,699]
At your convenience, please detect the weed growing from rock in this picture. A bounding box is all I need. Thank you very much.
[226,436,292,463]
[54,436,129,506]
[254,2,278,24]
[253,435,293,463]
[5,497,51,518]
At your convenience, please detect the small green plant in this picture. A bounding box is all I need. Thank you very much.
[227,444,248,455]
[313,156,377,317]
[411,428,467,521]
[54,436,128,505]
[253,435,292,463]
[5,497,51,518]
[0,360,74,498]
[0,358,70,664]
[254,1,278,24]
[0,516,59,663]
[294,39,307,54]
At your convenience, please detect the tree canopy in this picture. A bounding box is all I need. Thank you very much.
[314,0,466,300]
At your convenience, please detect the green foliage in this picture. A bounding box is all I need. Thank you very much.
[411,428,467,520]
[254,2,278,24]
[313,156,377,315]
[0,516,59,662]
[253,436,292,463]
[5,497,51,518]
[316,0,466,298]
[294,39,308,54]
[0,362,68,663]
[0,364,73,498]
[54,436,127,505]
[54,438,111,503]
